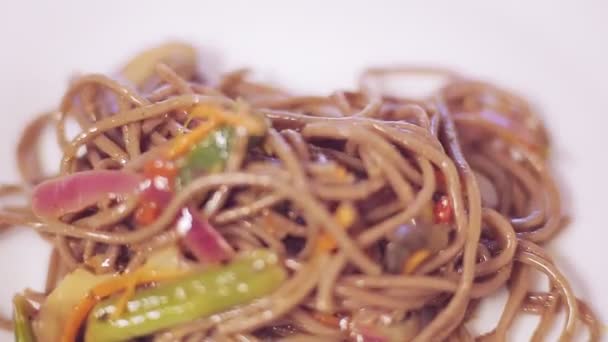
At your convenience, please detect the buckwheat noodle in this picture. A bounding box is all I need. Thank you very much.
[0,43,601,341]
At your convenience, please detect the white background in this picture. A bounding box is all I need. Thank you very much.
[0,1,607,340]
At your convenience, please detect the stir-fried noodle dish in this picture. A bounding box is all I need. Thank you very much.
[0,42,601,342]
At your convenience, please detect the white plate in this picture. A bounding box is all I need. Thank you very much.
[0,1,606,341]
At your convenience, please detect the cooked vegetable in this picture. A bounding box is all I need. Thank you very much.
[384,223,426,273]
[167,102,265,160]
[384,241,409,274]
[50,249,187,342]
[433,195,453,223]
[403,249,431,274]
[311,311,341,328]
[140,246,193,273]
[384,221,449,274]
[121,42,197,87]
[167,117,219,159]
[62,270,188,342]
[474,170,499,208]
[392,223,427,247]
[133,200,161,226]
[189,102,266,135]
[179,207,235,262]
[134,159,176,226]
[143,158,179,181]
[334,202,357,228]
[13,295,36,342]
[178,126,234,186]
[316,202,357,254]
[32,170,141,218]
[84,250,286,342]
[36,269,110,342]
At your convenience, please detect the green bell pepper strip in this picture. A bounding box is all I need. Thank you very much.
[13,295,36,342]
[85,249,286,342]
[178,126,234,187]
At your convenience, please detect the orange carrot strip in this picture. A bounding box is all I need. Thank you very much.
[403,249,431,274]
[61,295,97,342]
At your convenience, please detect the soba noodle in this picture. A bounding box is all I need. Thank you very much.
[0,42,601,341]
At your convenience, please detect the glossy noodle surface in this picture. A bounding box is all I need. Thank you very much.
[0,43,600,342]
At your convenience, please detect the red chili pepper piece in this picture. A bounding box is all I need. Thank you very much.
[135,158,177,226]
[434,195,453,224]
[134,201,160,226]
[143,159,178,180]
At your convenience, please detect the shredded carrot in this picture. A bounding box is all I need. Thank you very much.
[185,104,226,129]
[315,235,338,254]
[403,249,432,274]
[60,295,97,342]
[134,201,159,226]
[90,274,136,298]
[111,276,137,318]
[334,166,348,180]
[188,103,221,117]
[166,118,218,158]
[335,202,357,228]
[316,202,357,254]
[166,103,265,160]
[190,103,265,135]
[62,268,188,342]
[312,311,341,328]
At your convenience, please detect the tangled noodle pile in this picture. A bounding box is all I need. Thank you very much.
[0,42,600,342]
